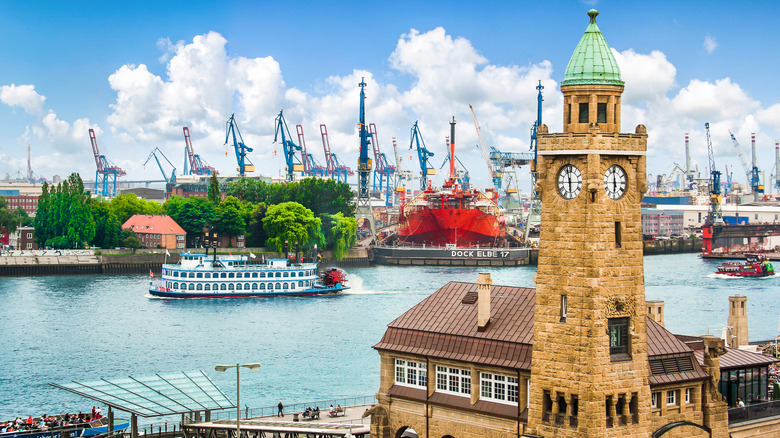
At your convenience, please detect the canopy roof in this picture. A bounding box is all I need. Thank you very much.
[50,371,233,417]
[562,9,624,87]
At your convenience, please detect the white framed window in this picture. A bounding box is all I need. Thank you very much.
[26,233,32,239]
[685,388,692,404]
[666,390,677,406]
[651,392,659,408]
[436,366,471,396]
[395,359,427,388]
[480,372,519,404]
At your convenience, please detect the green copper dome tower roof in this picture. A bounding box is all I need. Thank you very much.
[562,9,624,86]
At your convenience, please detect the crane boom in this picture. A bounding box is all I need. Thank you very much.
[88,128,126,197]
[728,130,762,200]
[143,147,176,183]
[183,127,216,176]
[469,104,501,193]
[225,114,254,177]
[409,121,434,189]
[272,110,302,182]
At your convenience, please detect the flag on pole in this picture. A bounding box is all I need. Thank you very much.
[150,270,155,278]
[249,252,256,259]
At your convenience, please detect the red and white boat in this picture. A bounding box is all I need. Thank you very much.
[716,253,775,278]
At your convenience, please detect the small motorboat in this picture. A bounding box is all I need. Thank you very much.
[716,253,775,278]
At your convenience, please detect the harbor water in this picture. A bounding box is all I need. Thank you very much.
[1,253,778,420]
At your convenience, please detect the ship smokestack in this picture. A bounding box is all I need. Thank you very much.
[477,272,492,331]
[449,117,456,182]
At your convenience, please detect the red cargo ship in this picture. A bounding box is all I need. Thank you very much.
[398,119,504,247]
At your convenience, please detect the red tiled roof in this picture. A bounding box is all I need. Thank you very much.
[122,215,186,235]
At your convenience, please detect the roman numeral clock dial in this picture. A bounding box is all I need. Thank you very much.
[604,164,627,200]
[557,164,582,200]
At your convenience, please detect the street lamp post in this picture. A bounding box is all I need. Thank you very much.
[215,363,261,438]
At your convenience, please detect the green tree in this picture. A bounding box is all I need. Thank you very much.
[208,173,221,204]
[33,183,52,244]
[262,202,324,255]
[245,202,268,247]
[64,173,95,248]
[0,196,22,234]
[165,196,215,247]
[214,196,248,237]
[322,213,357,260]
[120,228,142,249]
[91,199,122,249]
[110,193,162,224]
[15,208,34,227]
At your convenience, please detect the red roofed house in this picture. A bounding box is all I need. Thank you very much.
[122,215,186,250]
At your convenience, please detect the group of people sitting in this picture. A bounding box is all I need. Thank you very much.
[327,405,344,417]
[301,406,320,420]
[0,409,101,434]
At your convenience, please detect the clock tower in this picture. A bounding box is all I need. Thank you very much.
[526,9,652,437]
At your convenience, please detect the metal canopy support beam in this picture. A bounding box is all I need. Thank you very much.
[131,413,138,438]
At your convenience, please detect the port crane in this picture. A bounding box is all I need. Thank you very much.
[355,78,376,240]
[409,121,435,189]
[89,128,126,197]
[296,125,326,177]
[273,110,303,182]
[469,104,502,194]
[369,123,396,206]
[319,124,353,183]
[728,130,763,201]
[705,122,723,224]
[225,114,255,177]
[392,137,412,206]
[183,127,216,176]
[143,147,176,184]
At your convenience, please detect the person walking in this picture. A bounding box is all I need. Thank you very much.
[277,401,284,417]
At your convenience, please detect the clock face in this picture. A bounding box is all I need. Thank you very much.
[604,164,627,200]
[557,164,582,200]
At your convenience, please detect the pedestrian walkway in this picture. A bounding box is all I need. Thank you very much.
[183,404,372,438]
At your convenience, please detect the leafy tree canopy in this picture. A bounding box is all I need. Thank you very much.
[262,202,324,255]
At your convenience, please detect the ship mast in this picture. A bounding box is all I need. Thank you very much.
[449,117,456,184]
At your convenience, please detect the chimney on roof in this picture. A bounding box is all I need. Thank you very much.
[477,272,492,331]
[647,300,665,327]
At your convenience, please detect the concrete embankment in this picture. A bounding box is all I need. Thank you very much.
[0,241,698,276]
[0,247,372,277]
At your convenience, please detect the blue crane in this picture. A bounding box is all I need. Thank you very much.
[357,80,372,200]
[705,122,723,224]
[369,123,397,206]
[409,121,434,189]
[273,110,303,182]
[143,147,176,184]
[89,129,126,197]
[224,114,254,177]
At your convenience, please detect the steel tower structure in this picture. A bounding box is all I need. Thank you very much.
[225,114,254,177]
[89,129,126,197]
[355,79,376,241]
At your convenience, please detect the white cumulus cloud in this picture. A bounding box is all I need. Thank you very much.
[0,84,46,115]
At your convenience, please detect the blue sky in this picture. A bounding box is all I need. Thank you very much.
[1,0,780,193]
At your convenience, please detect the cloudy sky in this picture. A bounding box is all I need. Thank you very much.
[1,0,779,194]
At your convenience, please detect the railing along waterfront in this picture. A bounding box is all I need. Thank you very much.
[728,400,780,424]
[209,395,377,421]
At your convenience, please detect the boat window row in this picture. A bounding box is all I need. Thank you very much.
[164,270,314,279]
[166,281,314,291]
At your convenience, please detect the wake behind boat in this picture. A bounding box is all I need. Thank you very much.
[148,252,349,298]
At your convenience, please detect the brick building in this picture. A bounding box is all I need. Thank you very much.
[642,208,685,237]
[367,9,764,438]
[8,226,36,250]
[122,215,186,249]
[1,190,39,216]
